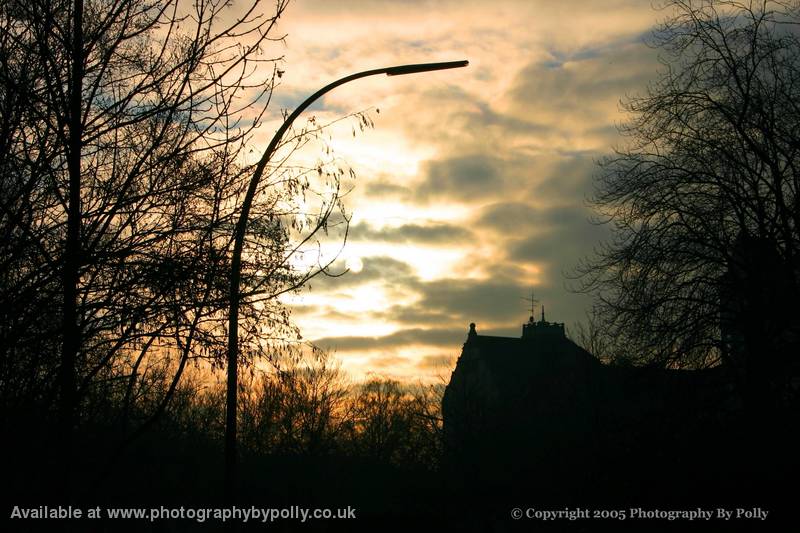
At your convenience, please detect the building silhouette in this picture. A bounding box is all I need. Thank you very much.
[441,307,734,505]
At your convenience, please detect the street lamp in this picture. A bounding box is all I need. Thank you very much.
[225,60,469,496]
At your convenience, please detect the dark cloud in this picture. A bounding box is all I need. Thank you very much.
[416,154,507,202]
[419,277,527,324]
[508,40,658,125]
[313,327,467,352]
[464,287,591,337]
[478,202,593,235]
[507,212,609,266]
[364,181,411,199]
[475,201,610,327]
[392,84,547,152]
[359,256,416,278]
[349,221,474,244]
[365,274,573,329]
[533,156,598,201]
[307,261,587,352]
[483,262,534,282]
[477,202,538,234]
[411,151,597,214]
[420,278,552,327]
[538,205,596,228]
[452,100,549,139]
[371,305,451,326]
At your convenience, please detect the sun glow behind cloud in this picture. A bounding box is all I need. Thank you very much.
[258,0,664,381]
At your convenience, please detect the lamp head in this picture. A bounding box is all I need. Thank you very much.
[385,60,469,76]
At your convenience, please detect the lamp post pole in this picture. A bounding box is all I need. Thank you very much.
[225,60,468,498]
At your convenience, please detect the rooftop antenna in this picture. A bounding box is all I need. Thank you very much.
[521,289,539,322]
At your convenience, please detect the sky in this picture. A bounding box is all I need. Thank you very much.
[246,0,667,382]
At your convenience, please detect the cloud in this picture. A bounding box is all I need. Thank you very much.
[456,100,549,137]
[371,305,452,326]
[313,327,467,352]
[306,255,418,290]
[417,354,456,370]
[369,354,412,370]
[364,180,412,199]
[506,212,610,266]
[417,277,527,324]
[478,201,593,235]
[504,39,659,139]
[415,154,507,202]
[478,202,539,234]
[534,155,599,202]
[267,0,666,381]
[414,151,547,204]
[349,221,474,244]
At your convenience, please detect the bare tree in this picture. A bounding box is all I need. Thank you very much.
[0,0,359,497]
[568,310,649,368]
[578,0,800,401]
[404,381,445,470]
[239,349,351,457]
[347,378,444,468]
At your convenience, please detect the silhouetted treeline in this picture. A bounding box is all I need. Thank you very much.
[6,351,446,527]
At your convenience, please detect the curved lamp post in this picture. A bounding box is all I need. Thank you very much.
[225,60,469,496]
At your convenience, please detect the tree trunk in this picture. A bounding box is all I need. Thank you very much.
[59,0,84,502]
